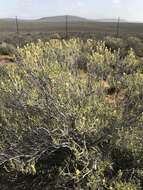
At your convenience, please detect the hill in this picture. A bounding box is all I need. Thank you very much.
[0,15,142,39]
[38,15,89,22]
[95,18,128,22]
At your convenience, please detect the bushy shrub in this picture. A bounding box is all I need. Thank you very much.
[104,36,124,50]
[126,36,143,57]
[112,181,138,190]
[0,42,17,56]
[0,38,143,189]
[51,33,61,39]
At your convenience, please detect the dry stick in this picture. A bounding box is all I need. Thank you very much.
[18,61,68,123]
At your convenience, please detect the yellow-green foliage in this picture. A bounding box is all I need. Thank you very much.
[0,38,143,189]
[112,181,138,190]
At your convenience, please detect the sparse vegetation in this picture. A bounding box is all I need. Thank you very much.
[0,42,16,56]
[0,38,143,189]
[126,36,143,57]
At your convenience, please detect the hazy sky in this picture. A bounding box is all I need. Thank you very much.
[0,0,143,22]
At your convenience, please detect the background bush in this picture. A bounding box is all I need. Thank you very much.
[0,42,17,56]
[126,36,143,57]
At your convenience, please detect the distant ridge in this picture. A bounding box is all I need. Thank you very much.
[0,18,16,21]
[95,18,128,22]
[38,15,89,22]
[38,16,128,23]
[0,16,137,23]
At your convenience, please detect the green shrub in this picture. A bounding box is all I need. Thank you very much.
[126,36,143,57]
[112,181,138,190]
[104,36,125,55]
[0,38,143,189]
[104,36,124,50]
[0,42,17,56]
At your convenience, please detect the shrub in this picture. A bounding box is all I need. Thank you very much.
[0,42,17,56]
[104,36,125,51]
[112,181,138,190]
[51,33,61,39]
[126,36,143,57]
[0,38,143,189]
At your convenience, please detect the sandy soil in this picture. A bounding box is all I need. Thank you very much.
[0,55,14,66]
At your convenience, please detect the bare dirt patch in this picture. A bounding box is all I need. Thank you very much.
[0,55,14,66]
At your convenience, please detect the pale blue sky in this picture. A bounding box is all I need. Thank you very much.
[0,0,142,22]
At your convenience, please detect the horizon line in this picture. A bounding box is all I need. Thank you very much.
[0,15,142,23]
